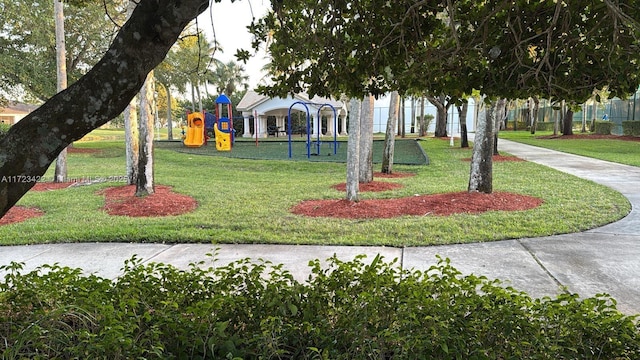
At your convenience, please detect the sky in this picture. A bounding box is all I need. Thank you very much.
[196,0,272,87]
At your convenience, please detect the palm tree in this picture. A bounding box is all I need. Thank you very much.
[208,60,249,97]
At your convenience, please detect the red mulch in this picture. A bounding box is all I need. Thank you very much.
[291,191,543,219]
[0,183,199,225]
[97,185,198,217]
[0,206,45,225]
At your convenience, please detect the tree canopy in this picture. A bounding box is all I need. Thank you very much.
[0,0,126,102]
[249,0,640,103]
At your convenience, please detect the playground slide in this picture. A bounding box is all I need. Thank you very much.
[214,117,232,151]
[183,112,205,147]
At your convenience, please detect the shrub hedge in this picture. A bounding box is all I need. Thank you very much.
[594,121,614,135]
[1,255,639,359]
[622,121,640,136]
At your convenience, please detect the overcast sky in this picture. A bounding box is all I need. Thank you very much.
[196,0,271,87]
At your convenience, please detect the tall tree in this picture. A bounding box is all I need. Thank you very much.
[0,0,124,101]
[469,99,505,193]
[458,100,470,148]
[346,98,361,202]
[53,0,68,183]
[0,0,211,218]
[381,91,399,174]
[208,60,249,97]
[124,0,138,185]
[427,94,450,138]
[136,72,155,196]
[358,95,374,183]
[123,97,139,184]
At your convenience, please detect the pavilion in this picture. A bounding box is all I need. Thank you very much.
[236,91,348,138]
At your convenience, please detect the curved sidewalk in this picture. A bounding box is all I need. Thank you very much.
[1,139,639,315]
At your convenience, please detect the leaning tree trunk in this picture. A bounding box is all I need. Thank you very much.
[346,98,362,202]
[359,95,374,183]
[381,91,399,174]
[0,0,210,218]
[469,99,503,194]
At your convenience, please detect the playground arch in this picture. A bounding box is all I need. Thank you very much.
[236,90,348,139]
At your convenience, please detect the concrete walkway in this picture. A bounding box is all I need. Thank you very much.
[1,139,639,314]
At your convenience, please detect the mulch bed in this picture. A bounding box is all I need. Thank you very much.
[291,191,543,219]
[97,185,198,217]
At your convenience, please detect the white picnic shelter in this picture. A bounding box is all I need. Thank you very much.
[236,91,348,138]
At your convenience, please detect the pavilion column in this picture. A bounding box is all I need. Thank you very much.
[258,115,268,138]
[276,115,286,134]
[242,114,252,137]
[340,115,348,136]
[311,115,325,137]
[310,115,317,136]
[325,112,335,137]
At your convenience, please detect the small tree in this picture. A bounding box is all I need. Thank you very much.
[381,91,399,174]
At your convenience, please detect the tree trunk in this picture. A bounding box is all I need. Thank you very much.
[430,95,448,137]
[124,0,139,186]
[458,102,469,148]
[469,99,502,194]
[54,0,68,183]
[165,83,174,141]
[562,107,574,136]
[581,103,587,133]
[359,95,374,183]
[0,0,210,218]
[398,96,406,138]
[124,99,139,185]
[346,98,361,202]
[410,98,416,133]
[493,99,506,155]
[381,91,399,174]
[136,72,155,196]
[530,97,539,134]
[419,97,426,136]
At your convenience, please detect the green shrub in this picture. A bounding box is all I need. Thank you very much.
[622,121,640,136]
[0,123,9,140]
[505,121,528,130]
[1,255,639,359]
[535,122,556,131]
[594,121,614,135]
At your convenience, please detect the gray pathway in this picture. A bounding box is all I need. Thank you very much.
[1,139,639,314]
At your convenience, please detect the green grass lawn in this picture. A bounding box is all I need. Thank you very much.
[499,130,640,166]
[0,132,630,246]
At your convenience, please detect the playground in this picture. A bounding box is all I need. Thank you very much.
[158,138,430,165]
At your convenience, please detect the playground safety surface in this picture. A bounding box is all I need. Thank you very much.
[155,138,430,165]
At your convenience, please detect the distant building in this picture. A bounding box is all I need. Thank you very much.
[0,101,39,125]
[237,91,348,138]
